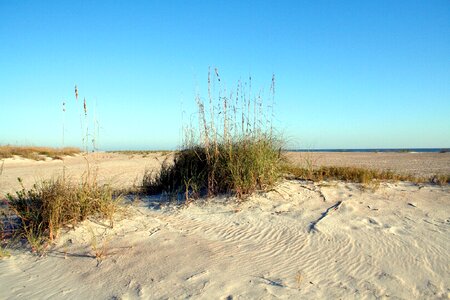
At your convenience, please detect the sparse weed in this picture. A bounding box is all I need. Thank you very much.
[88,227,110,265]
[431,174,450,185]
[0,218,10,259]
[24,226,49,256]
[5,173,119,251]
[0,247,10,259]
[361,179,381,191]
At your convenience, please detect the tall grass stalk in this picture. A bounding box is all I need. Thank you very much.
[73,86,100,153]
[62,101,66,148]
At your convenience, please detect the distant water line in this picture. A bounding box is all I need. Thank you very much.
[288,148,449,153]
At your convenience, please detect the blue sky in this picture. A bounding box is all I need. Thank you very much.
[1,0,449,150]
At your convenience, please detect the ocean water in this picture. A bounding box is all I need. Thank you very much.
[289,148,448,153]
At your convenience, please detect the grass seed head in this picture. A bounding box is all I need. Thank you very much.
[83,98,87,116]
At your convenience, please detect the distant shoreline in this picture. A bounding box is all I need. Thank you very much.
[288,148,449,153]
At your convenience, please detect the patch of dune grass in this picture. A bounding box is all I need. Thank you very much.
[4,175,119,254]
[0,145,80,160]
[143,69,283,200]
[144,138,282,199]
[283,165,449,185]
[431,174,450,185]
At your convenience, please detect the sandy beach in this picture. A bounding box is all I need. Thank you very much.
[0,152,449,299]
[2,151,449,196]
[3,1,449,299]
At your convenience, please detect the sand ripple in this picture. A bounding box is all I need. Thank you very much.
[0,180,449,299]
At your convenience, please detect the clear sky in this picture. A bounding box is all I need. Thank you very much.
[1,0,449,150]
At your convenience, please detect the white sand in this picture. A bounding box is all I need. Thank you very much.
[0,154,449,299]
[0,152,169,196]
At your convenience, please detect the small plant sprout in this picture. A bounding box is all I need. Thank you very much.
[89,227,110,266]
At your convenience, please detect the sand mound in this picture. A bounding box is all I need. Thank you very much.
[1,180,449,299]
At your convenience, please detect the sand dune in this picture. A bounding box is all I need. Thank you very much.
[0,153,449,299]
[1,178,449,299]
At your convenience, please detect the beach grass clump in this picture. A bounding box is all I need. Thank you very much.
[284,165,450,185]
[0,145,80,160]
[431,174,450,185]
[143,68,283,199]
[282,165,412,183]
[5,176,118,252]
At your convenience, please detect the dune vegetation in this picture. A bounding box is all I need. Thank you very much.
[0,86,119,254]
[3,175,119,254]
[1,74,448,258]
[143,69,283,200]
[283,165,449,186]
[0,145,80,160]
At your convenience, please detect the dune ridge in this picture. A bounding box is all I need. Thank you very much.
[1,178,448,299]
